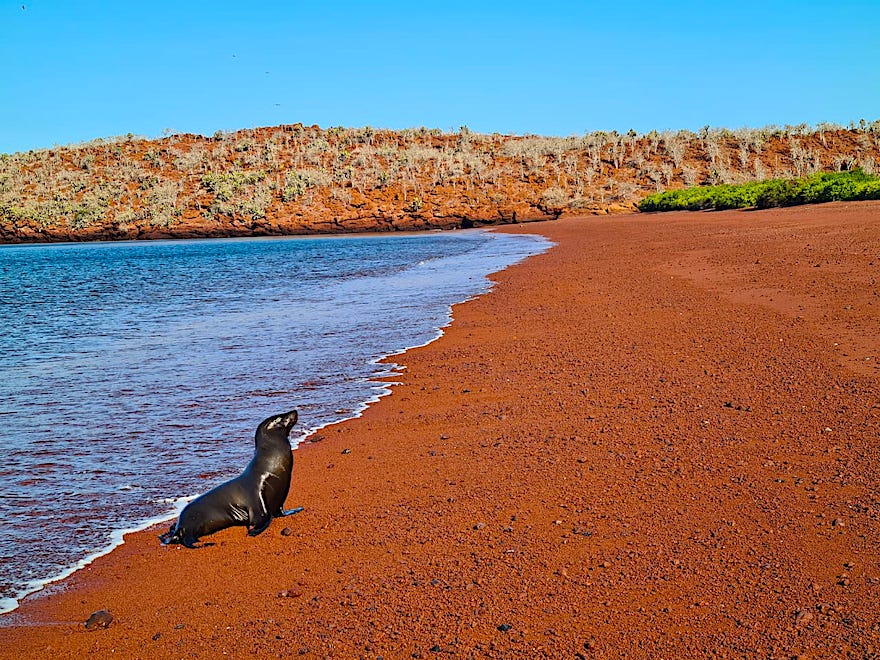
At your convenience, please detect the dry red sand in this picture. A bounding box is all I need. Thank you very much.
[1,202,879,659]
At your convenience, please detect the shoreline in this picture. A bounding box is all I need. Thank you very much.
[0,229,550,617]
[2,201,878,657]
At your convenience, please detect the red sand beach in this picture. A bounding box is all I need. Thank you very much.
[1,202,878,658]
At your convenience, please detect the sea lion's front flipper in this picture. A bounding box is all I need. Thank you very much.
[181,535,200,549]
[248,511,271,536]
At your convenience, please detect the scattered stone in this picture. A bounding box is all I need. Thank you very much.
[430,644,442,652]
[280,527,293,536]
[152,632,161,641]
[84,609,113,630]
[174,623,185,630]
[497,623,512,632]
[795,609,814,627]
[341,448,351,454]
[277,589,302,598]
[310,434,324,443]
[832,518,845,527]
[473,522,486,530]
[440,435,449,440]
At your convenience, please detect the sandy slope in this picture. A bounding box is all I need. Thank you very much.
[1,201,878,659]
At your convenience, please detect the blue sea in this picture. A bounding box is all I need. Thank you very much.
[0,230,550,613]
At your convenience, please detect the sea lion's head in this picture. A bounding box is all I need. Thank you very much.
[255,409,298,446]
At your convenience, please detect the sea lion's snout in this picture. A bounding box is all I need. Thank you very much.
[265,409,298,434]
[280,410,298,432]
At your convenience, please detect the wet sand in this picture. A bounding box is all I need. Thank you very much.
[1,202,879,658]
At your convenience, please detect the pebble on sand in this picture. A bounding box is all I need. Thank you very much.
[84,609,113,630]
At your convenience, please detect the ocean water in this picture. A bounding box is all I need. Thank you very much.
[0,229,550,614]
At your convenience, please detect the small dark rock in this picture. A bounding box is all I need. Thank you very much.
[174,623,185,630]
[280,526,294,536]
[84,609,113,630]
[341,448,351,454]
[497,623,512,632]
[473,522,486,530]
[430,644,443,652]
[152,632,162,641]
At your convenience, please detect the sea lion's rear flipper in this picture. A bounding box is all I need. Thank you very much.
[279,507,304,517]
[159,527,199,548]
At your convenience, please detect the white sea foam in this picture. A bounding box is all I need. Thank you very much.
[0,495,194,615]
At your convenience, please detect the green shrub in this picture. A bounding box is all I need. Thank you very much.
[754,180,799,208]
[282,169,329,202]
[202,170,266,201]
[638,168,880,212]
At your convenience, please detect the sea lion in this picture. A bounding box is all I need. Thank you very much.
[159,409,302,548]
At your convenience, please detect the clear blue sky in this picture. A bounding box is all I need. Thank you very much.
[2,0,878,153]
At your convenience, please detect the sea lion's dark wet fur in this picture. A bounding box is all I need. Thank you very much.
[159,410,300,548]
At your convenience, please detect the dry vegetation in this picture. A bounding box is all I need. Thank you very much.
[2,121,879,242]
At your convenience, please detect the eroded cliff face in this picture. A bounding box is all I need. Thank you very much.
[0,201,557,243]
[2,123,877,242]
